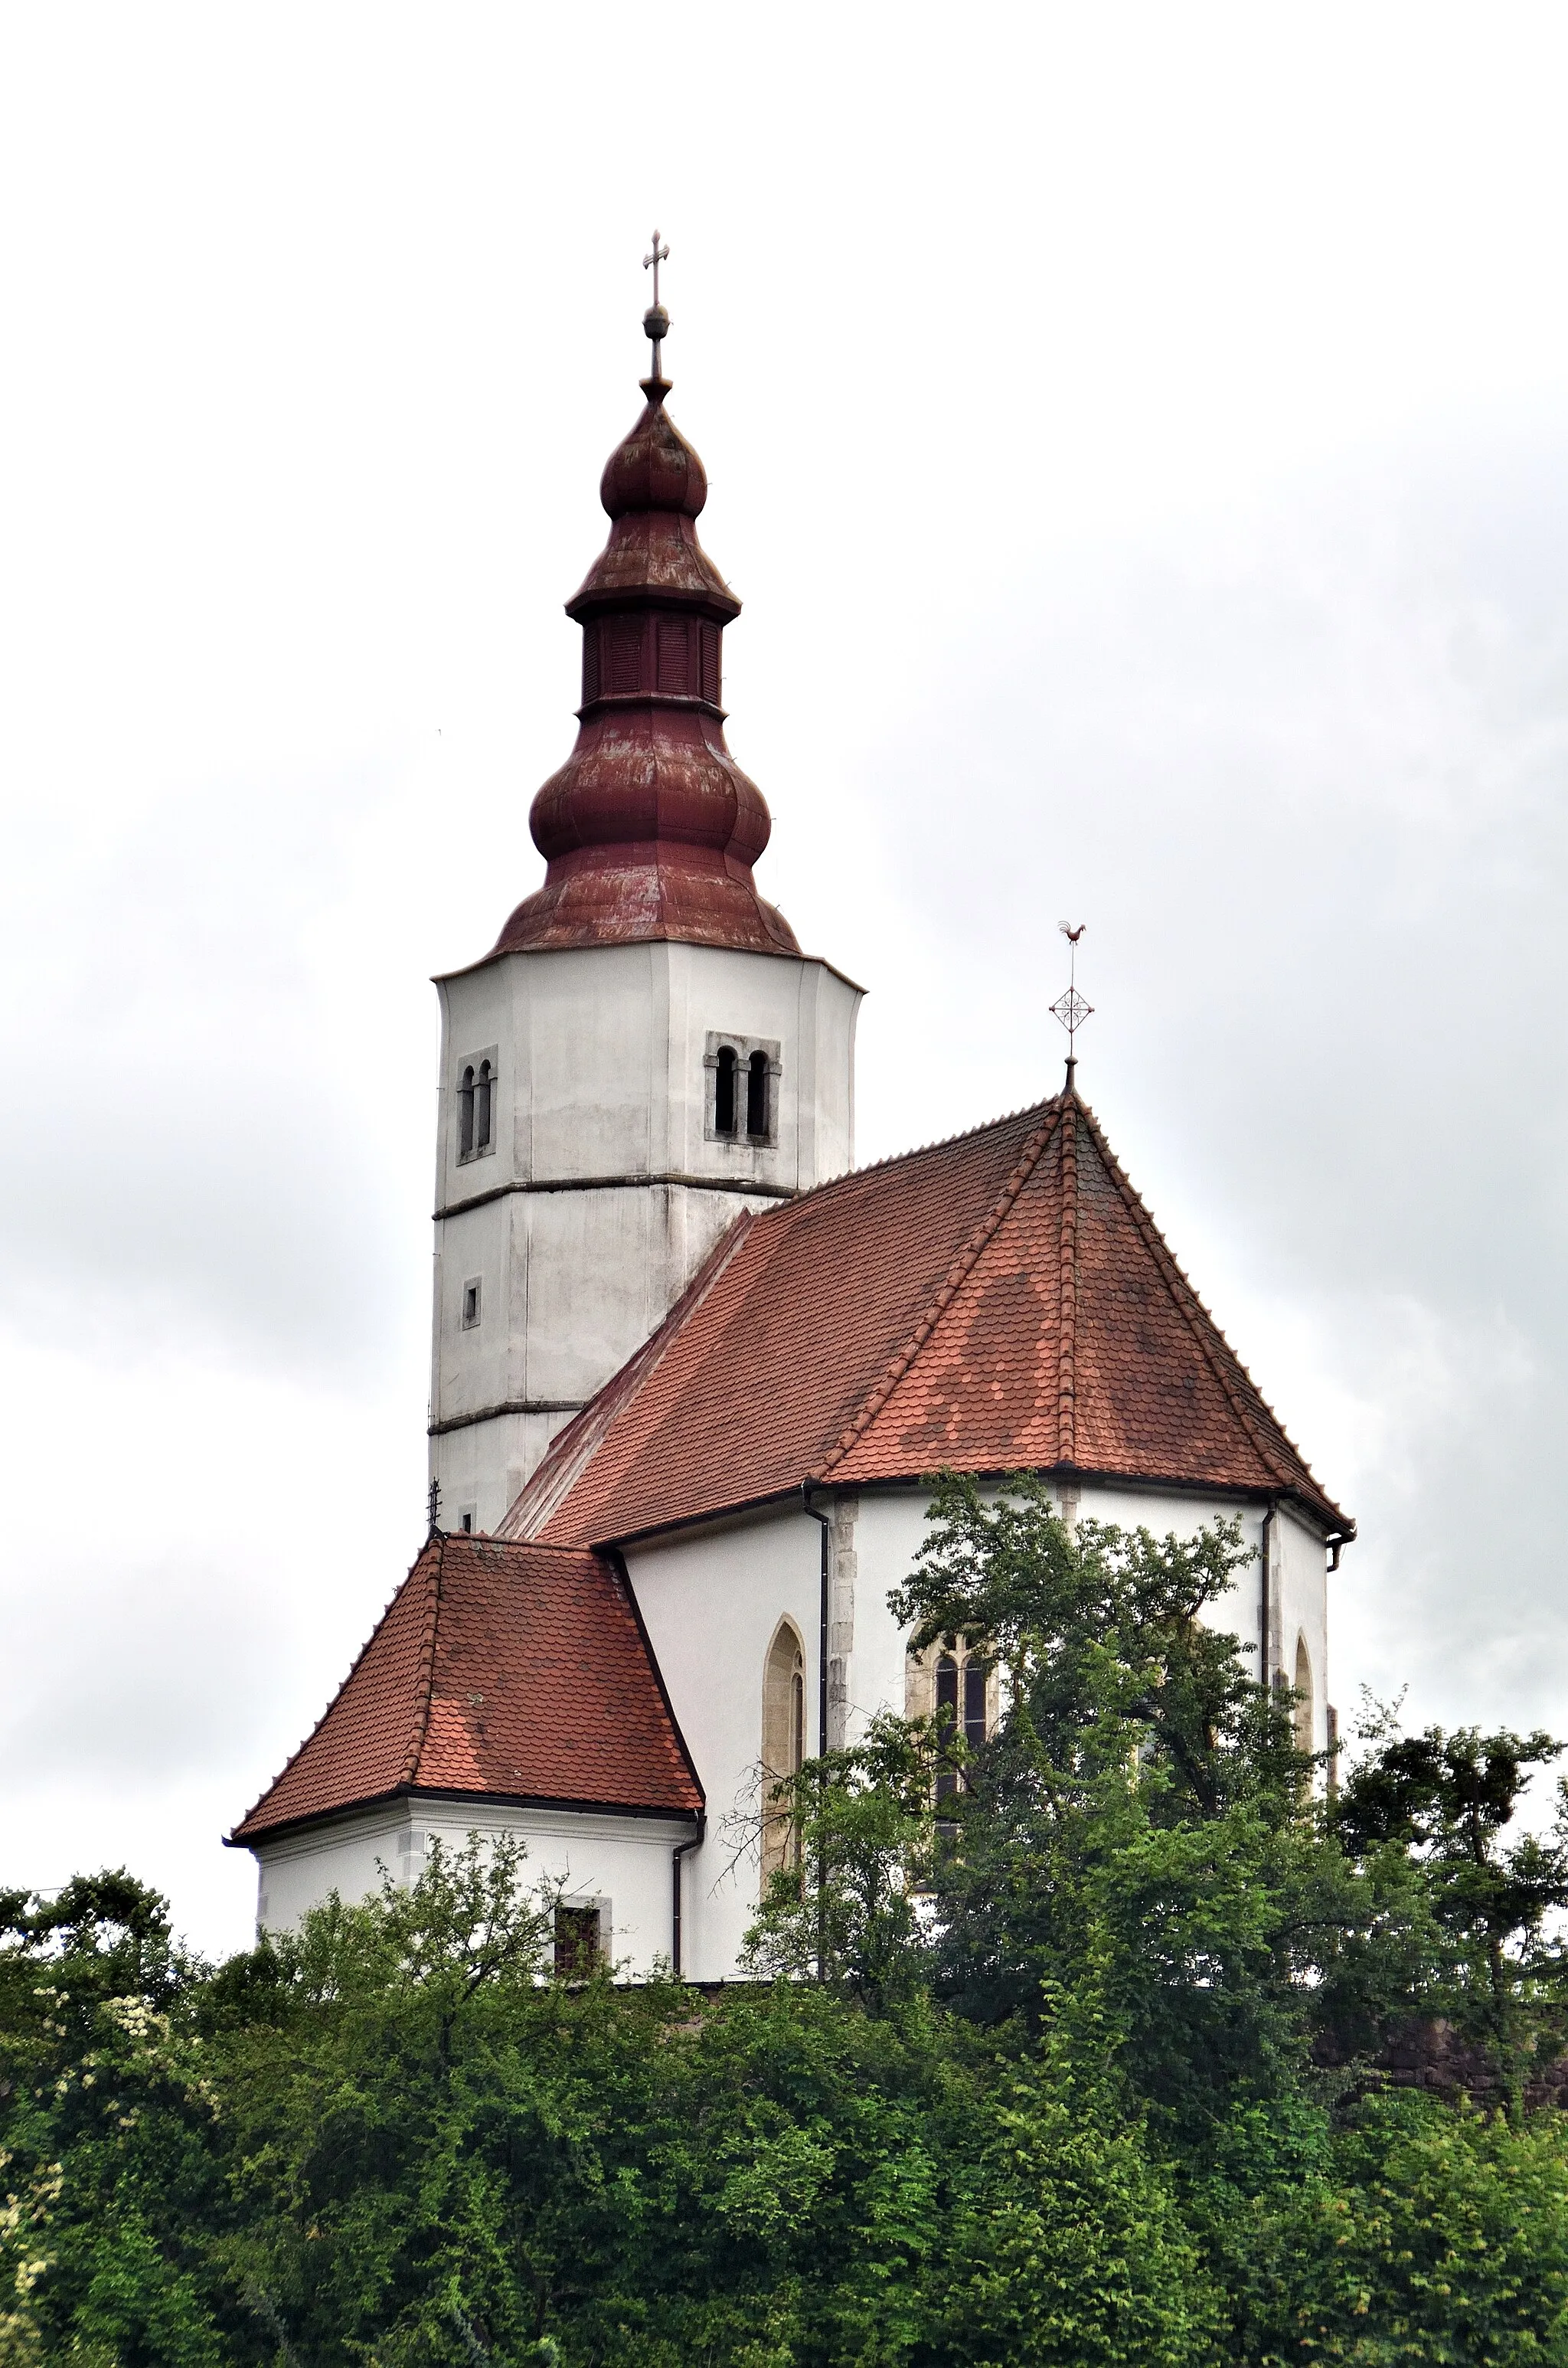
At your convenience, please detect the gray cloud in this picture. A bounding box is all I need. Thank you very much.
[2,5,1566,1954]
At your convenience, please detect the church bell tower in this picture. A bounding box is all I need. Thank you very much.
[430,261,862,1534]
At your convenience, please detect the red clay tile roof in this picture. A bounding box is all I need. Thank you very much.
[230,1534,702,1843]
[503,1092,1352,1547]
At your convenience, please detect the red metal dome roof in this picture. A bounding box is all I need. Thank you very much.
[488,345,799,961]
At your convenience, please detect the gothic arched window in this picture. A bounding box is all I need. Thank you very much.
[1293,1634,1315,1755]
[475,1058,492,1153]
[928,1643,994,1804]
[459,1065,475,1160]
[935,1653,959,1803]
[761,1620,807,1882]
[714,1044,738,1138]
[746,1049,770,1140]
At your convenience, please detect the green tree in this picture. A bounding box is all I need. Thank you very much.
[1334,1710,1568,2104]
[884,1472,1364,2144]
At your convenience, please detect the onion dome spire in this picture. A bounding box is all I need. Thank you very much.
[488,241,799,958]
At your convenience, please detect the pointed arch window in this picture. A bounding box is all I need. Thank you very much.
[761,1620,807,1882]
[1293,1634,1315,1755]
[921,1641,994,1806]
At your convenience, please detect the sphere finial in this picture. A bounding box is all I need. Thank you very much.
[642,229,671,385]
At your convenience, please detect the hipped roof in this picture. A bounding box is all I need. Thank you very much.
[231,1533,702,1845]
[504,1091,1352,1548]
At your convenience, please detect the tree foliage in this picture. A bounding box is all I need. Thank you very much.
[6,1477,1568,2362]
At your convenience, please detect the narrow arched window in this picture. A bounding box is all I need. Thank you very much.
[459,1065,475,1160]
[762,1621,807,1881]
[475,1058,492,1153]
[1293,1634,1315,1755]
[714,1044,738,1138]
[936,1652,959,1803]
[746,1049,770,1140]
[964,1658,990,1750]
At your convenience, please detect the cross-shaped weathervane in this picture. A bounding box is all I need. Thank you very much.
[1050,922,1093,1088]
[426,1474,442,1539]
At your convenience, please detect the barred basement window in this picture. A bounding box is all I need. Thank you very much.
[554,1904,602,1978]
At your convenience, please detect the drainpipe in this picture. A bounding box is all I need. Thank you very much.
[1259,1499,1276,1693]
[671,1814,705,1980]
[801,1487,831,1756]
[802,1487,833,1984]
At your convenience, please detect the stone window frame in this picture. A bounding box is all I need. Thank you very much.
[456,1045,499,1166]
[704,1031,781,1146]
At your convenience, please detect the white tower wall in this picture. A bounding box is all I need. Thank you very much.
[430,937,861,1532]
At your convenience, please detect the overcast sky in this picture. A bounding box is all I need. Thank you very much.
[2,3,1566,1957]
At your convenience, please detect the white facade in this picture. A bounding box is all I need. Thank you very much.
[247,1479,1331,1966]
[622,1477,1334,1984]
[430,938,861,1533]
[253,1798,695,1976]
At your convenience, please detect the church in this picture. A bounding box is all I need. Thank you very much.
[230,273,1354,1980]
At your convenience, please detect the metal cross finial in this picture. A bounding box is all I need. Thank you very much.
[642,230,671,381]
[426,1474,441,1538]
[643,228,669,307]
[1050,921,1093,1090]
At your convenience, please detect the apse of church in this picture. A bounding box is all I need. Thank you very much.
[428,293,861,1535]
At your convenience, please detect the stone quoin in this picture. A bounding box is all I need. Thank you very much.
[231,276,1354,1979]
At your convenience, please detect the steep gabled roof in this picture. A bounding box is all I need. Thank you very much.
[502,1092,1352,1548]
[230,1533,702,1845]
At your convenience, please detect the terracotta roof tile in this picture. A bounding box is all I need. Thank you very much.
[230,1535,702,1843]
[503,1093,1351,1545]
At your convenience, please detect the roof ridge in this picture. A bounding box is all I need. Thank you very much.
[400,1534,445,1786]
[504,1210,761,1539]
[1058,1101,1080,1461]
[1076,1100,1338,1518]
[812,1102,1067,1482]
[227,1533,439,1841]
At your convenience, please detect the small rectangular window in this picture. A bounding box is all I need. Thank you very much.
[461,1277,482,1330]
[554,1903,602,1978]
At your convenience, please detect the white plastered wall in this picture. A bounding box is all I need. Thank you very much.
[247,1801,696,1975]
[622,1477,1334,1980]
[622,1503,825,1983]
[430,940,861,1532]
